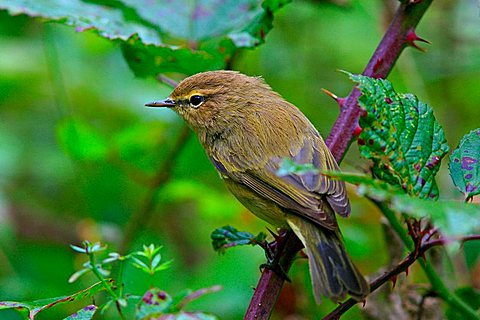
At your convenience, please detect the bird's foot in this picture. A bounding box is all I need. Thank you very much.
[258,228,291,282]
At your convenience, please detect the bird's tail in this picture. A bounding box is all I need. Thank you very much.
[287,215,369,303]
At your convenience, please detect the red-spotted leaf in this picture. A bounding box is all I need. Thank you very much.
[64,305,97,320]
[0,281,108,319]
[136,286,220,320]
[350,73,450,199]
[449,129,480,201]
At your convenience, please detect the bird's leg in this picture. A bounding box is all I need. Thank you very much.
[259,228,292,282]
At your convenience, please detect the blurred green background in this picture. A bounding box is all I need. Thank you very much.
[0,0,479,319]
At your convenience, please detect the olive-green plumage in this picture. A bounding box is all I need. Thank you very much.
[146,70,369,303]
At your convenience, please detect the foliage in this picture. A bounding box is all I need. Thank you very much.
[0,241,220,319]
[131,244,173,277]
[350,73,450,199]
[0,0,291,76]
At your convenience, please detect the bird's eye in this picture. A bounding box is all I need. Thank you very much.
[189,95,204,108]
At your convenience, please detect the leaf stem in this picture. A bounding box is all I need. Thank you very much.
[88,250,125,319]
[88,252,118,301]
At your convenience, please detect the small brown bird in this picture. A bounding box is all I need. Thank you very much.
[146,71,369,303]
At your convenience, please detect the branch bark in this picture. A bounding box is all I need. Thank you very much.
[245,1,434,319]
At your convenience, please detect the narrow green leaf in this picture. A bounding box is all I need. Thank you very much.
[151,254,161,269]
[211,225,267,253]
[449,129,480,200]
[131,257,149,271]
[63,305,97,320]
[350,73,450,199]
[70,244,87,254]
[154,260,173,273]
[68,268,91,284]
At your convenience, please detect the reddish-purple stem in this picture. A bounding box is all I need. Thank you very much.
[245,1,433,319]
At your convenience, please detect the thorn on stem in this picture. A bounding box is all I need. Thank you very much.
[391,275,398,288]
[322,88,346,110]
[405,28,431,52]
[353,126,363,137]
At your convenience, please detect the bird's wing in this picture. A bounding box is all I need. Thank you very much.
[212,135,350,230]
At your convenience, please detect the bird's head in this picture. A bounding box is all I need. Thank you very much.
[146,70,277,134]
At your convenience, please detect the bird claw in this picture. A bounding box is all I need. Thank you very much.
[258,234,291,282]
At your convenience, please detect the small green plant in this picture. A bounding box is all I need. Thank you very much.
[0,241,220,320]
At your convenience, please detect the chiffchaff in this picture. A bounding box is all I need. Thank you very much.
[146,71,369,303]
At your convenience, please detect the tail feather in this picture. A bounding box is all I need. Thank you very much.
[287,215,369,303]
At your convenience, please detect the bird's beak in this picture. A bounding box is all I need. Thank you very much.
[145,98,176,108]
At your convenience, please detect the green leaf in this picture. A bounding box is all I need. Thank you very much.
[120,0,292,77]
[57,119,108,162]
[68,267,91,283]
[63,305,97,320]
[328,172,480,238]
[350,73,450,199]
[121,35,227,76]
[276,158,320,177]
[70,244,87,254]
[0,281,110,318]
[449,129,480,200]
[211,225,267,253]
[154,260,173,273]
[0,0,162,44]
[0,0,290,77]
